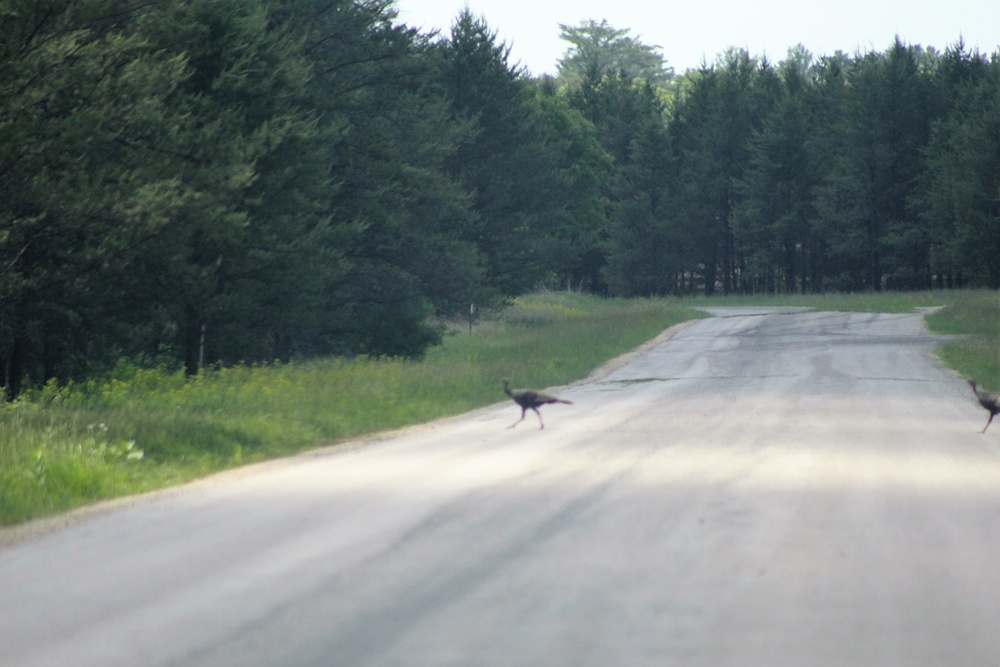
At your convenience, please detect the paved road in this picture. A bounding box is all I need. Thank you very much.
[1,308,997,667]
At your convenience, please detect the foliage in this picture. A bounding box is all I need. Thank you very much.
[439,9,589,296]
[732,48,819,293]
[605,39,1000,297]
[0,0,492,396]
[556,20,674,89]
[666,49,776,295]
[0,0,996,410]
[925,290,1000,387]
[913,47,1000,288]
[570,72,676,295]
[0,0,193,394]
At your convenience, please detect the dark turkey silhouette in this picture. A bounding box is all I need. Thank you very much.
[968,379,1000,433]
[502,378,572,429]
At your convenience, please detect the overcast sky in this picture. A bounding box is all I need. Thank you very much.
[394,0,998,75]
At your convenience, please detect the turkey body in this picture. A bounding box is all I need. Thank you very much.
[502,378,572,429]
[968,379,1000,433]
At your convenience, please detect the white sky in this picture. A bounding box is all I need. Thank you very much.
[394,0,999,75]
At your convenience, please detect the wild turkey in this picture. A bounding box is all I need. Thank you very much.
[502,378,573,429]
[968,379,1000,433]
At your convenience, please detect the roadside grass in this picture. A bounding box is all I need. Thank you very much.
[1,289,994,526]
[923,290,1000,388]
[0,292,701,525]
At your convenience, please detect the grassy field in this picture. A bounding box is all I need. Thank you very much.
[0,289,995,526]
[0,293,701,525]
[923,291,1000,386]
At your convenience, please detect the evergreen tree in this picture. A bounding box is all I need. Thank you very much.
[669,50,772,294]
[0,0,191,394]
[916,47,1000,287]
[667,66,723,294]
[733,47,818,293]
[0,1,995,398]
[122,0,324,372]
[569,71,674,295]
[439,9,562,295]
[281,0,487,356]
[814,40,936,290]
[525,81,612,291]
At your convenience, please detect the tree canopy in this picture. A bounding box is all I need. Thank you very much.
[0,1,996,398]
[557,19,674,88]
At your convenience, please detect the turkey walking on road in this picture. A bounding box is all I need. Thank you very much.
[968,379,1000,433]
[502,378,573,429]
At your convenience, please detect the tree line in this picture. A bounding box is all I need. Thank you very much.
[1,0,997,397]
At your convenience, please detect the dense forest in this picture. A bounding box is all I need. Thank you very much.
[1,0,998,397]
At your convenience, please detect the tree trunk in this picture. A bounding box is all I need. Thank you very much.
[183,307,202,377]
[5,335,26,401]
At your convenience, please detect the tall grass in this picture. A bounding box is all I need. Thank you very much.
[0,292,700,525]
[924,289,1000,388]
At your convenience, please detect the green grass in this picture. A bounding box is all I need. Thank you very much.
[923,290,1000,388]
[0,292,700,525]
[1,289,995,526]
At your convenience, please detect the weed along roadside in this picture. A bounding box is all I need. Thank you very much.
[0,293,699,526]
[0,290,996,527]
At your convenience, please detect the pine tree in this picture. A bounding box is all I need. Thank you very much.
[916,47,1000,287]
[0,0,191,394]
[570,71,674,295]
[733,47,818,293]
[439,9,560,295]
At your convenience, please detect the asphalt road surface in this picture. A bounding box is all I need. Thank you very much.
[1,307,998,667]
